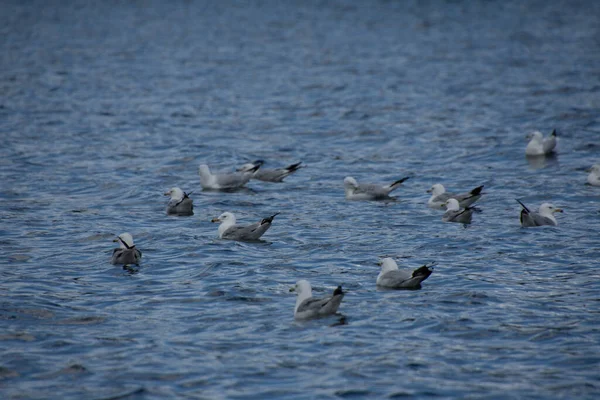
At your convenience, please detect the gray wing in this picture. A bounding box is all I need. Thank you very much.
[254,169,288,182]
[357,183,388,197]
[521,210,555,227]
[432,193,452,203]
[222,221,271,241]
[296,295,334,313]
[111,248,142,265]
[443,208,473,224]
[378,270,412,287]
[167,198,193,215]
[214,172,251,188]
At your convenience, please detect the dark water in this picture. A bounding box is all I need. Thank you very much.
[2,0,600,398]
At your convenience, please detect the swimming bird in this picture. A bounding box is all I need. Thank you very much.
[198,163,259,190]
[525,129,557,156]
[291,280,345,320]
[343,176,410,201]
[442,198,476,224]
[427,183,484,208]
[587,164,600,186]
[237,160,303,182]
[211,211,279,241]
[164,187,193,215]
[376,258,434,289]
[111,233,142,265]
[517,200,563,227]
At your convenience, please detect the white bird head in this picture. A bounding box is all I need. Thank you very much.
[344,177,359,189]
[164,187,184,200]
[211,212,236,224]
[379,257,399,274]
[291,279,313,298]
[198,164,212,178]
[113,232,134,249]
[443,198,460,211]
[526,131,544,142]
[589,164,600,174]
[539,203,563,215]
[427,183,445,195]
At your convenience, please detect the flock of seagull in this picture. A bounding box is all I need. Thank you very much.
[110,129,600,320]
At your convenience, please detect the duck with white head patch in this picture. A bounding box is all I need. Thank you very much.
[525,129,557,156]
[517,200,563,227]
[343,176,409,201]
[211,211,279,241]
[291,280,345,320]
[198,163,259,190]
[111,232,142,265]
[164,187,193,215]
[376,258,434,289]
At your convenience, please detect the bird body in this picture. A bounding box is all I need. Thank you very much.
[517,200,562,227]
[427,184,483,208]
[292,280,344,320]
[525,130,557,156]
[237,160,303,182]
[587,164,600,186]
[199,164,258,190]
[211,212,279,241]
[111,233,142,265]
[344,176,409,201]
[376,258,433,289]
[164,187,193,215]
[442,198,475,224]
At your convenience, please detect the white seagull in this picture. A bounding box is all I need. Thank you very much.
[291,280,345,320]
[517,200,563,227]
[343,176,409,201]
[525,129,557,156]
[211,212,279,241]
[199,163,259,190]
[111,233,142,265]
[164,187,193,215]
[376,258,434,289]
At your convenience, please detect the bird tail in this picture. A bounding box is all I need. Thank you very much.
[470,185,484,196]
[516,199,530,214]
[333,285,344,296]
[261,212,280,225]
[285,162,303,172]
[550,129,557,137]
[387,176,410,192]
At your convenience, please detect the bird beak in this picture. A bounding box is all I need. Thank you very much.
[289,286,296,292]
[112,238,118,243]
[426,189,432,193]
[163,192,170,196]
[211,218,221,223]
[376,260,382,266]
[554,208,564,213]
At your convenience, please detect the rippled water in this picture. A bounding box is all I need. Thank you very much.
[2,1,600,399]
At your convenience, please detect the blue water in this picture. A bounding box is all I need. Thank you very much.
[1,1,600,398]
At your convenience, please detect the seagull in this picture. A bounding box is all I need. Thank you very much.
[164,187,193,215]
[291,280,345,320]
[427,184,484,208]
[525,129,557,156]
[441,198,476,224]
[211,212,279,241]
[198,163,259,190]
[111,233,142,265]
[587,164,600,186]
[343,176,410,201]
[516,200,563,227]
[237,160,303,182]
[376,258,433,289]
